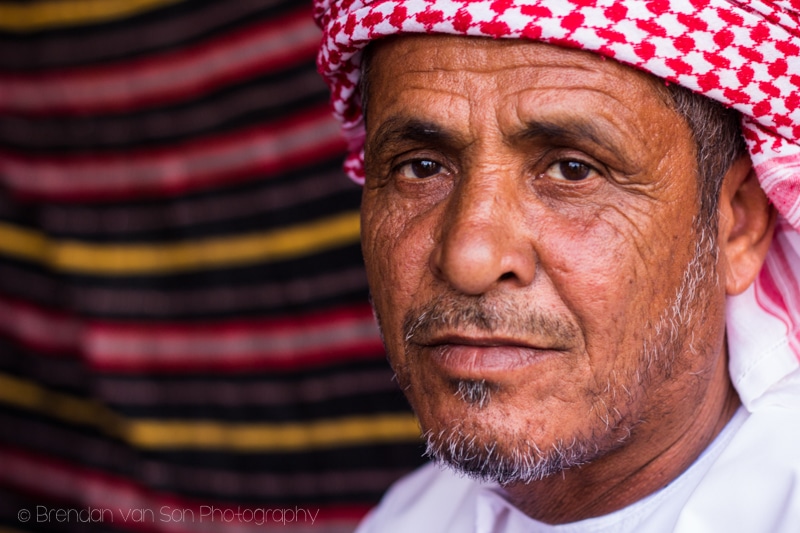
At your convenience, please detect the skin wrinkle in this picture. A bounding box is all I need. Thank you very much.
[407,252,688,483]
[360,35,766,524]
[361,44,742,222]
[599,204,690,298]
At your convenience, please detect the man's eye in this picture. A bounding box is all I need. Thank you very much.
[397,159,444,179]
[545,160,596,181]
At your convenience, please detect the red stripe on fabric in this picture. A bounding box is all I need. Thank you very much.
[765,230,800,321]
[0,445,369,532]
[85,341,385,374]
[755,228,800,361]
[1,104,330,166]
[0,297,385,372]
[83,303,385,373]
[0,295,83,356]
[0,8,320,116]
[0,106,347,201]
[767,230,800,356]
[756,260,792,329]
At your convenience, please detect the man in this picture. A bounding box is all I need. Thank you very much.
[316,1,800,531]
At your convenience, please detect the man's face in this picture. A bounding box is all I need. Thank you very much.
[361,35,729,483]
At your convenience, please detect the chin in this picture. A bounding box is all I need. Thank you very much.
[411,378,638,485]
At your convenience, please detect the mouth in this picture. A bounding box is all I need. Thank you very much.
[416,334,563,379]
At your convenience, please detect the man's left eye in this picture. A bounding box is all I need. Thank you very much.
[545,160,596,181]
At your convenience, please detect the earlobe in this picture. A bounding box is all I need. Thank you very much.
[718,156,777,296]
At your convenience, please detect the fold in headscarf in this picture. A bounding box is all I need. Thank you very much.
[315,0,800,408]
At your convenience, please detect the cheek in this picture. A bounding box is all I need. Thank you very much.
[545,219,633,307]
[540,211,662,360]
[361,193,435,343]
[542,199,698,372]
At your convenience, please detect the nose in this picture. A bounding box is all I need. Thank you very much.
[431,175,536,295]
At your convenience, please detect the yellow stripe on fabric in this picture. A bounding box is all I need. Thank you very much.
[0,373,421,451]
[128,415,422,451]
[0,373,124,434]
[0,0,184,32]
[0,211,360,276]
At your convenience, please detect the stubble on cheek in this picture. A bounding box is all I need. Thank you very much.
[372,223,721,486]
[381,293,628,484]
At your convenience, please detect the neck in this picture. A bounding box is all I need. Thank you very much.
[502,351,741,524]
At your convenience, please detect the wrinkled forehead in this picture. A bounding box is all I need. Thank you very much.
[360,34,680,142]
[360,34,674,115]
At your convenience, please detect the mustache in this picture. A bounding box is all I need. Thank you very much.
[402,293,580,348]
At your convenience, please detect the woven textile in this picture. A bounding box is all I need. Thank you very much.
[0,1,424,531]
[314,0,800,408]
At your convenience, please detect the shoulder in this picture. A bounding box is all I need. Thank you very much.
[731,366,800,464]
[355,462,494,533]
[676,369,800,532]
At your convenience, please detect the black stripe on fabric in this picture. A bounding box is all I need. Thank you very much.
[0,62,329,152]
[0,351,410,424]
[151,444,426,484]
[0,184,359,244]
[105,358,397,383]
[0,240,369,321]
[0,262,370,321]
[20,163,355,234]
[0,344,89,396]
[95,361,400,404]
[0,157,356,240]
[0,0,300,69]
[108,387,411,423]
[0,345,407,418]
[0,410,425,504]
[0,344,398,391]
[108,391,408,424]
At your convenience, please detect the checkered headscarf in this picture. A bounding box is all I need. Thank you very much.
[315,0,800,408]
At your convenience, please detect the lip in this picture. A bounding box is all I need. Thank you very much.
[420,335,558,378]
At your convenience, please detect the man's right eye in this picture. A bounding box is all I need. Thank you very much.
[397,159,444,179]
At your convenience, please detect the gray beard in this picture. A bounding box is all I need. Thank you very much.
[406,222,719,485]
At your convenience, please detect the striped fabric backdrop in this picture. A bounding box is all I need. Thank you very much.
[0,1,424,531]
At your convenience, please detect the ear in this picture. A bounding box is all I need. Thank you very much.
[717,155,777,296]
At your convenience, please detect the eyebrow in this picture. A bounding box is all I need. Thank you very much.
[367,117,463,160]
[515,119,612,151]
[513,118,635,170]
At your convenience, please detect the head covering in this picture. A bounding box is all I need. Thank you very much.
[314,0,800,409]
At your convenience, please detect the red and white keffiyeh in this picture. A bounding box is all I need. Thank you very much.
[315,0,800,409]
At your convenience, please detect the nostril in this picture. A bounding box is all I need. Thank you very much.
[498,272,515,282]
